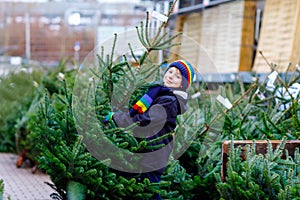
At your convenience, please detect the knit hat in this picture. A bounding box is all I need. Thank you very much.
[166,60,195,90]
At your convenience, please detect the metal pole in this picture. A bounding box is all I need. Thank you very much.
[25,12,31,62]
[94,9,100,63]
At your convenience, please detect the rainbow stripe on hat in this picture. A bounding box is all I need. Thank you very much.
[169,60,195,89]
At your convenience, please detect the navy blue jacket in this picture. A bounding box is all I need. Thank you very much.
[112,86,188,173]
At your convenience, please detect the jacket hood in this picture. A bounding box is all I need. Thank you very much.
[173,90,188,114]
[154,85,189,115]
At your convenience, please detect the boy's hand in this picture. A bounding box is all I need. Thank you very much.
[103,112,114,124]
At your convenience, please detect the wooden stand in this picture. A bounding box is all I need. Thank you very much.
[221,140,300,182]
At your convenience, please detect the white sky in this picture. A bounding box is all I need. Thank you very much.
[2,0,140,2]
[97,0,140,2]
[2,0,48,2]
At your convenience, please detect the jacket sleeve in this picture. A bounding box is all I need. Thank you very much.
[112,96,178,131]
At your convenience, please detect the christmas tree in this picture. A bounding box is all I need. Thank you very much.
[216,137,300,199]
[27,1,203,199]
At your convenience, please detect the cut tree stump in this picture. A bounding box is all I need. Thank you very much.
[221,140,300,182]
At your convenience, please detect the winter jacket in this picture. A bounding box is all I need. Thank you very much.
[112,85,188,174]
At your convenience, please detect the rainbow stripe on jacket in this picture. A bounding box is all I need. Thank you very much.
[132,94,153,114]
[129,85,164,117]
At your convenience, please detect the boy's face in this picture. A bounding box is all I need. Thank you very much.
[163,67,182,88]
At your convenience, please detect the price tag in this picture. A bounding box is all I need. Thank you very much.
[152,11,168,22]
[296,64,300,71]
[191,92,201,99]
[255,89,265,100]
[216,95,232,109]
[204,0,210,6]
[267,71,278,87]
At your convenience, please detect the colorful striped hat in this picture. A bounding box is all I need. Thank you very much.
[167,60,195,90]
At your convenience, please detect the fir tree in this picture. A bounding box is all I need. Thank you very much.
[216,136,300,200]
[28,0,203,199]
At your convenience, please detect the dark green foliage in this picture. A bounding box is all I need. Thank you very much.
[0,179,3,199]
[42,58,77,96]
[66,181,86,200]
[0,67,42,152]
[27,2,200,199]
[17,58,77,162]
[216,137,300,200]
[30,82,150,199]
[212,71,300,141]
[0,58,75,155]
[31,80,197,199]
[160,160,195,199]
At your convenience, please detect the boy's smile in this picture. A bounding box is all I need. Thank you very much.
[163,67,182,88]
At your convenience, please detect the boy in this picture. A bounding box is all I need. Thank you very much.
[104,60,195,199]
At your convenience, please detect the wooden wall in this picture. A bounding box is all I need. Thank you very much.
[239,0,256,71]
[202,1,245,73]
[172,0,300,73]
[172,1,246,73]
[179,13,202,69]
[252,0,300,72]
